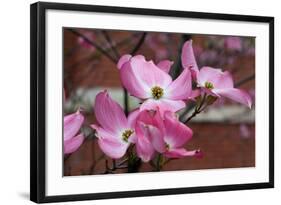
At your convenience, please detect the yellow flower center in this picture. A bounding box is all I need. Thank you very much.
[122,129,134,142]
[205,81,214,89]
[151,86,164,100]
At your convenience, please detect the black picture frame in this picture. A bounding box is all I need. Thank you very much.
[30,1,274,203]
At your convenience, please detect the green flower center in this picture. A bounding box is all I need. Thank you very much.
[122,129,134,142]
[205,81,214,89]
[151,86,164,100]
[165,143,170,150]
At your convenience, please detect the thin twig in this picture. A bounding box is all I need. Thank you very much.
[117,158,128,167]
[131,32,147,55]
[123,90,129,116]
[67,28,117,63]
[65,32,141,71]
[235,74,255,87]
[184,94,206,123]
[102,30,120,58]
[179,103,196,122]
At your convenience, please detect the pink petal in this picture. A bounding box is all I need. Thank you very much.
[164,148,200,158]
[197,67,233,89]
[136,135,155,162]
[157,60,174,73]
[126,109,140,143]
[64,110,84,141]
[120,58,150,99]
[91,124,115,137]
[181,40,199,79]
[117,54,132,69]
[137,108,165,130]
[163,111,193,148]
[135,121,155,162]
[98,136,129,159]
[166,68,192,100]
[200,87,220,97]
[92,124,129,159]
[127,108,140,128]
[120,55,172,99]
[188,89,201,101]
[94,91,128,133]
[141,99,186,117]
[214,88,252,108]
[146,125,166,153]
[136,109,166,152]
[214,71,234,89]
[64,133,84,154]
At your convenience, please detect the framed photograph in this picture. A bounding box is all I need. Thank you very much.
[30,2,274,203]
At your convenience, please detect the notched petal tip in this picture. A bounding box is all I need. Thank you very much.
[117,54,132,69]
[157,60,174,73]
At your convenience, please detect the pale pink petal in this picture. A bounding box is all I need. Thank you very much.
[214,88,252,108]
[214,71,234,89]
[92,124,129,159]
[136,134,155,162]
[135,121,155,162]
[127,109,140,128]
[136,60,172,88]
[139,99,159,112]
[136,110,166,152]
[120,55,172,99]
[91,124,115,137]
[164,148,201,158]
[181,40,199,79]
[146,124,166,153]
[64,133,84,154]
[120,59,151,99]
[200,87,220,97]
[94,91,128,133]
[117,54,132,69]
[137,108,165,131]
[64,110,84,141]
[98,136,129,159]
[188,89,201,101]
[197,67,223,87]
[163,111,193,148]
[166,68,192,100]
[141,99,186,117]
[157,60,174,73]
[125,109,140,143]
[197,67,233,89]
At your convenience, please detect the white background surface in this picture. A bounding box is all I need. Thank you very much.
[46,8,269,196]
[0,0,279,204]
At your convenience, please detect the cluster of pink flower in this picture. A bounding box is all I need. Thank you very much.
[63,40,252,165]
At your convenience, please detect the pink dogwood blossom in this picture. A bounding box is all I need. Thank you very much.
[91,90,139,159]
[117,54,192,116]
[181,40,252,108]
[135,108,201,161]
[64,109,85,154]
